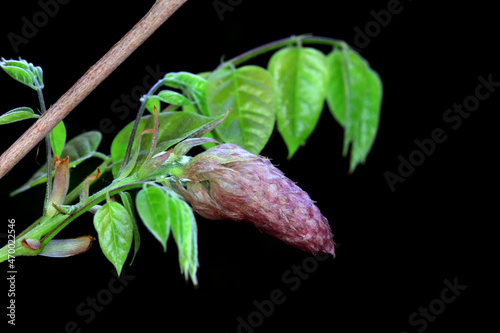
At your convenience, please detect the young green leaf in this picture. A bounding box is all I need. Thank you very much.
[10,131,102,197]
[0,58,43,90]
[94,201,133,275]
[0,107,39,125]
[170,198,198,285]
[60,131,102,162]
[144,91,193,114]
[268,47,329,158]
[50,121,66,157]
[119,192,141,265]
[326,48,383,172]
[207,65,275,154]
[110,111,223,177]
[135,185,198,283]
[164,71,206,89]
[158,90,192,106]
[31,63,44,89]
[163,72,209,116]
[135,186,171,251]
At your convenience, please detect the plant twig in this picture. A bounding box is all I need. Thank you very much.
[216,35,346,70]
[0,0,188,179]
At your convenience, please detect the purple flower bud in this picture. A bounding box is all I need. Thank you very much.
[174,144,335,257]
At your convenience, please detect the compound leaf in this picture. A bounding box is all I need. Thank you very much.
[0,58,43,90]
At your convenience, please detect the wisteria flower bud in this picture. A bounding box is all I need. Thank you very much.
[173,144,335,257]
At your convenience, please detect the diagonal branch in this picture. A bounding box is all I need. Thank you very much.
[0,0,188,179]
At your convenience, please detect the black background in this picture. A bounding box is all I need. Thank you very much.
[0,1,497,332]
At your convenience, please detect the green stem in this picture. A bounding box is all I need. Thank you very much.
[0,215,67,261]
[40,178,147,246]
[17,217,43,239]
[0,149,194,263]
[216,35,346,70]
[0,176,147,263]
[37,87,47,115]
[92,151,111,161]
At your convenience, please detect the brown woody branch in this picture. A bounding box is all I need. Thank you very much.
[0,0,188,179]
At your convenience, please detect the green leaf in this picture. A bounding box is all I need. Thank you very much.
[0,107,39,125]
[119,192,140,265]
[0,58,43,90]
[268,47,329,158]
[59,131,102,163]
[10,131,102,196]
[94,201,133,275]
[325,50,347,127]
[207,65,275,154]
[144,90,193,114]
[326,48,383,172]
[135,186,171,251]
[136,185,198,284]
[170,197,198,285]
[110,111,222,177]
[158,90,193,106]
[31,63,44,89]
[163,71,207,91]
[163,72,209,116]
[50,121,66,157]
